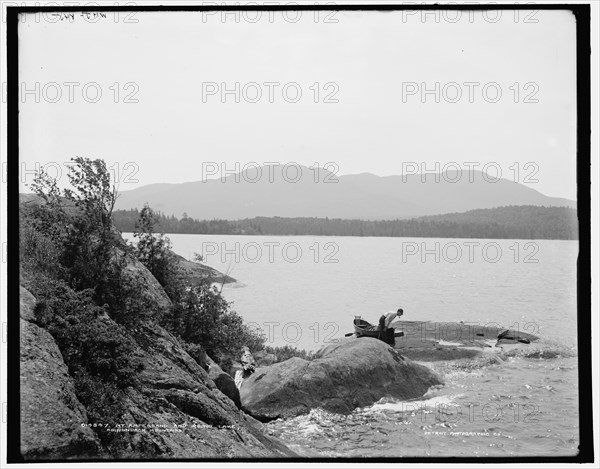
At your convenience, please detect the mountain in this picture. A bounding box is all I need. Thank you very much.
[114,165,575,220]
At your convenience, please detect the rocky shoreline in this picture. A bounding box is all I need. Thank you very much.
[19,258,294,460]
[19,252,538,459]
[236,320,539,422]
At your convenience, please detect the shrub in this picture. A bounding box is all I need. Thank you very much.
[264,345,316,363]
[161,283,265,369]
[19,208,64,278]
[31,276,143,387]
[133,204,183,301]
[28,274,144,449]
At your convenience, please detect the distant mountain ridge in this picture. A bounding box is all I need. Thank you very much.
[114,165,575,220]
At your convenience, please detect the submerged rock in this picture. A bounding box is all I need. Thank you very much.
[239,338,442,421]
[390,320,540,361]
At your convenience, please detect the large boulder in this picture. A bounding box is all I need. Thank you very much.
[122,255,172,310]
[239,338,443,421]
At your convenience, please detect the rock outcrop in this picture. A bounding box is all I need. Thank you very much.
[390,320,539,361]
[19,271,296,459]
[239,338,442,421]
[20,287,101,459]
[174,253,236,286]
[122,257,172,311]
[206,357,242,409]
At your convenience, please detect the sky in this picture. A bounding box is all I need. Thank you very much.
[16,8,578,199]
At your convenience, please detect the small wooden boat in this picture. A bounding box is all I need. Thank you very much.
[353,317,401,345]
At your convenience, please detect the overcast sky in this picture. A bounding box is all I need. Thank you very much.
[17,8,577,199]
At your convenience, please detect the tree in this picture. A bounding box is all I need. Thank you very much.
[134,204,182,301]
[29,157,129,315]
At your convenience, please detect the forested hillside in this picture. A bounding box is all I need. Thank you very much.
[112,205,578,240]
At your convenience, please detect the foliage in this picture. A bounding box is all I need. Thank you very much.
[27,169,68,240]
[62,157,118,238]
[19,207,64,278]
[161,283,265,370]
[31,275,142,386]
[193,252,204,263]
[133,204,182,301]
[27,157,131,317]
[27,273,142,449]
[264,345,316,363]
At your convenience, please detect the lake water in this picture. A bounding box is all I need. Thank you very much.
[124,233,580,457]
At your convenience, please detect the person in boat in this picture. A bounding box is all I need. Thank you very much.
[382,308,404,329]
[377,308,403,340]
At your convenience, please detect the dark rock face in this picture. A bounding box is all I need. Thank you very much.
[207,358,242,409]
[20,311,101,458]
[19,281,296,459]
[240,338,442,421]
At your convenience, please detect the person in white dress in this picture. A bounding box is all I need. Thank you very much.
[234,346,257,389]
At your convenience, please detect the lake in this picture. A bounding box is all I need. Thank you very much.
[124,233,580,457]
[139,234,578,351]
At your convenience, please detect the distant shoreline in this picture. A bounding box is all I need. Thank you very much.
[123,231,579,242]
[113,206,579,241]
